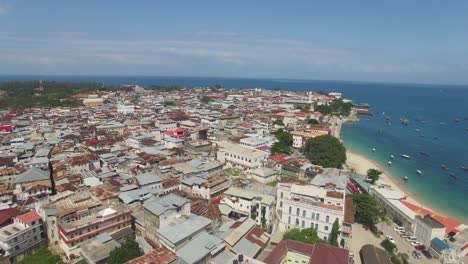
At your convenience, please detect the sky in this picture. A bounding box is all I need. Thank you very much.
[0,1,467,84]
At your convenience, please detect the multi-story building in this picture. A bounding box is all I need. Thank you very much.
[117,103,135,115]
[191,176,231,199]
[277,183,350,245]
[95,121,126,135]
[221,187,275,228]
[156,119,177,132]
[291,130,329,148]
[57,205,132,259]
[216,141,269,171]
[14,168,52,201]
[239,136,267,149]
[0,210,45,262]
[414,214,445,248]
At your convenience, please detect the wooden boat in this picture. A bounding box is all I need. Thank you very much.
[403,176,409,182]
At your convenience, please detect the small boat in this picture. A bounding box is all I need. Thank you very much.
[416,170,423,175]
[441,164,448,170]
[401,154,411,160]
[390,154,395,159]
[419,151,430,156]
[459,166,468,172]
[400,118,410,125]
[449,173,457,179]
[372,148,376,152]
[420,134,425,138]
[433,137,439,140]
[403,176,409,182]
[388,161,392,166]
[415,129,421,133]
[455,118,460,123]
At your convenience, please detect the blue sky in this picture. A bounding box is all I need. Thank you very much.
[0,1,467,84]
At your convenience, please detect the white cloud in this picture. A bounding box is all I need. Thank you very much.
[0,31,465,83]
[0,3,9,15]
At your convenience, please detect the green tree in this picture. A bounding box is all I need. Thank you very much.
[18,246,64,264]
[314,99,352,117]
[201,95,212,104]
[308,118,319,124]
[352,194,385,229]
[381,239,396,254]
[271,129,293,155]
[108,238,144,264]
[303,135,346,168]
[283,228,323,245]
[367,168,382,184]
[163,100,175,106]
[330,219,340,247]
[273,119,285,126]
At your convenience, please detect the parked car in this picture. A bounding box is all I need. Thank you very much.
[422,250,433,259]
[412,250,422,259]
[394,226,405,232]
[411,241,422,247]
[400,233,409,239]
[406,236,417,242]
[386,235,395,244]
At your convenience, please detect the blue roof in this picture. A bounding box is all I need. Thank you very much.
[431,237,449,252]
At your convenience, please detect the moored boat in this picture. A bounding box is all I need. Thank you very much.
[403,176,409,182]
[416,170,422,175]
[441,164,448,170]
[388,161,392,166]
[401,154,411,160]
[419,151,430,156]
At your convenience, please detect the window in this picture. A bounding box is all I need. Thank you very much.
[295,218,299,226]
[302,210,306,217]
[279,201,283,208]
[326,215,330,223]
[325,226,329,231]
[296,208,300,216]
[311,213,315,219]
[335,218,339,223]
[289,207,292,214]
[280,192,283,199]
[288,216,291,224]
[301,220,305,228]
[316,213,320,221]
[315,223,318,230]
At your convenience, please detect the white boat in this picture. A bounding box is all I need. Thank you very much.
[403,176,409,182]
[416,170,422,175]
[401,154,411,160]
[372,148,376,152]
[390,154,395,159]
[388,161,392,166]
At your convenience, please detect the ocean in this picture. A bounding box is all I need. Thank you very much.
[1,75,467,222]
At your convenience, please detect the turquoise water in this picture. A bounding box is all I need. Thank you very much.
[1,75,467,222]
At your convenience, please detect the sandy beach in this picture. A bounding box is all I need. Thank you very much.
[346,150,441,214]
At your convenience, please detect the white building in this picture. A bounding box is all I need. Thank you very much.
[414,214,445,248]
[276,183,349,244]
[0,210,45,261]
[221,187,275,228]
[216,141,269,171]
[291,130,329,148]
[239,136,267,149]
[117,103,135,115]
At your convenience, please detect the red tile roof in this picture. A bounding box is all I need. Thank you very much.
[269,154,290,163]
[16,210,42,224]
[0,208,21,225]
[400,200,462,234]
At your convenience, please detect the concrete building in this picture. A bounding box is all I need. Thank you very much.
[0,210,45,262]
[216,141,269,171]
[14,168,52,201]
[156,119,177,132]
[95,121,126,135]
[414,214,445,248]
[369,187,416,234]
[80,233,120,264]
[249,167,278,184]
[291,130,329,148]
[239,136,267,149]
[276,183,349,245]
[221,187,275,228]
[191,176,231,199]
[117,103,135,115]
[57,205,132,259]
[142,193,191,244]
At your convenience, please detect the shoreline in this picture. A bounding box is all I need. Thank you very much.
[338,119,465,225]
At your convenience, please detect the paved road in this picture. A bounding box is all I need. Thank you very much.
[380,224,439,264]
